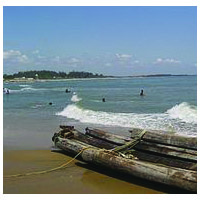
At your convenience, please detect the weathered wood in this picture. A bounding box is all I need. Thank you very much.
[73,130,118,149]
[130,128,197,150]
[55,137,197,192]
[86,128,197,161]
[55,129,196,170]
[69,129,197,170]
[132,151,197,171]
[111,129,146,152]
[85,128,129,145]
[135,141,197,161]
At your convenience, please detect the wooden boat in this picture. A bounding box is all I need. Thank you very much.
[52,125,197,192]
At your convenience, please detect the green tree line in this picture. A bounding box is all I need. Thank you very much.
[3,70,105,80]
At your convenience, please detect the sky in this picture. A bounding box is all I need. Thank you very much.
[3,6,197,75]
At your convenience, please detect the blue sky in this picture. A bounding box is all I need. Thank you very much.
[3,6,197,75]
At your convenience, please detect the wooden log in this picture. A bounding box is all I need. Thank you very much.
[86,128,197,161]
[55,137,197,192]
[130,128,197,150]
[132,151,197,171]
[54,129,196,170]
[135,141,197,161]
[64,130,197,170]
[85,128,129,145]
[73,130,118,149]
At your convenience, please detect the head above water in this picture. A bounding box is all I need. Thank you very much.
[140,89,144,96]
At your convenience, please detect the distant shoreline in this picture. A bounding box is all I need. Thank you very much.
[3,74,196,83]
[129,74,196,77]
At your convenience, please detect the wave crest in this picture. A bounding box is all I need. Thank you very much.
[166,102,197,124]
[71,93,82,102]
[56,102,197,136]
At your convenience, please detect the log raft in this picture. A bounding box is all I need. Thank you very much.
[86,128,197,161]
[52,126,197,192]
[130,128,197,150]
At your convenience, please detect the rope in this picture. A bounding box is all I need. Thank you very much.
[4,146,91,178]
[112,129,146,152]
[4,129,146,178]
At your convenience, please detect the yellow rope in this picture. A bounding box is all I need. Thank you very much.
[4,146,91,178]
[4,129,146,178]
[112,129,146,152]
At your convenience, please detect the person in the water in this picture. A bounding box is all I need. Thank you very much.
[65,89,71,93]
[5,89,10,94]
[102,98,105,102]
[140,89,144,96]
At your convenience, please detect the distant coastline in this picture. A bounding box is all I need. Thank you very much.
[3,70,196,83]
[124,74,196,78]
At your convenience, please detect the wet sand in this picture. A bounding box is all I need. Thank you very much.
[3,149,167,194]
[4,147,194,194]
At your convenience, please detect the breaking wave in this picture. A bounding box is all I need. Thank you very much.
[56,102,197,136]
[71,93,82,103]
[166,102,197,124]
[10,86,47,93]
[19,84,31,87]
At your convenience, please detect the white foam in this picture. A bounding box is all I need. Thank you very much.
[71,94,82,103]
[56,103,197,136]
[19,84,30,87]
[12,87,47,93]
[166,102,197,124]
[21,87,35,91]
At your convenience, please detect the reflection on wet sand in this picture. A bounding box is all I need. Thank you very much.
[3,149,191,194]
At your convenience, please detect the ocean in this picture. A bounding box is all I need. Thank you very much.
[3,76,197,150]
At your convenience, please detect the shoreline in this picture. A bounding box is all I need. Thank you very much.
[3,119,196,194]
[3,74,196,83]
[3,75,197,194]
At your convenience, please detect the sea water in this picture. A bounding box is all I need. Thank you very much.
[3,76,197,149]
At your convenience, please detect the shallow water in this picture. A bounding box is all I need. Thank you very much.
[3,76,197,150]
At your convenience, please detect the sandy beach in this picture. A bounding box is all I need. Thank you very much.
[3,150,162,194]
[4,149,193,194]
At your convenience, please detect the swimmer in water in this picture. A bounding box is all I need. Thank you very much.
[140,89,144,96]
[65,89,71,93]
[102,98,105,102]
[5,89,10,94]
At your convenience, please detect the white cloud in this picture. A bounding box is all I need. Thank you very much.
[32,50,40,54]
[153,58,181,65]
[4,50,29,63]
[4,50,21,59]
[37,55,46,59]
[134,60,140,64]
[52,56,60,62]
[67,57,80,64]
[115,53,133,60]
[105,62,112,67]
